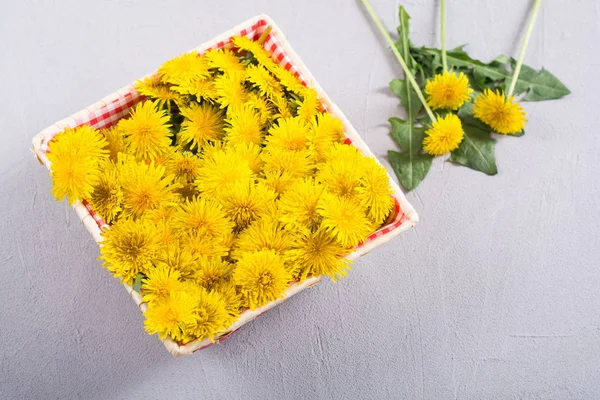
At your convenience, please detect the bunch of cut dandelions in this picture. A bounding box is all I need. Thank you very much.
[361,0,570,190]
[46,32,397,344]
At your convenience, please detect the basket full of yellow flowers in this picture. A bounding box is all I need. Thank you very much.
[31,15,418,357]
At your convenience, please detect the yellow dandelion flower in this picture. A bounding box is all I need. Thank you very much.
[261,148,314,178]
[425,72,473,110]
[144,203,179,246]
[118,100,172,161]
[102,126,125,162]
[317,192,373,247]
[144,290,198,341]
[179,103,225,151]
[143,202,180,246]
[119,159,178,218]
[158,52,211,86]
[47,126,108,204]
[224,104,263,145]
[99,218,162,284]
[296,88,321,122]
[155,222,179,247]
[286,228,353,282]
[316,143,365,198]
[48,153,99,205]
[154,244,197,279]
[422,113,465,156]
[135,74,181,109]
[173,197,233,237]
[320,141,363,163]
[308,112,346,162]
[227,142,263,174]
[195,149,253,197]
[174,182,200,201]
[214,72,248,109]
[473,89,527,135]
[181,285,230,342]
[171,77,218,102]
[50,125,109,161]
[193,257,234,291]
[272,65,306,94]
[205,48,245,75]
[145,202,178,225]
[198,140,224,159]
[141,265,183,304]
[269,93,293,118]
[232,35,277,70]
[150,149,173,167]
[218,181,277,229]
[142,204,179,246]
[246,64,283,99]
[221,230,237,252]
[164,151,202,183]
[260,170,295,195]
[233,215,292,259]
[231,35,263,53]
[182,228,230,260]
[355,158,394,226]
[266,116,309,152]
[214,281,242,323]
[278,178,324,230]
[88,162,123,223]
[233,249,292,310]
[245,92,274,125]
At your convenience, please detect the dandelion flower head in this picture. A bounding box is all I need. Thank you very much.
[473,89,527,135]
[233,249,292,310]
[422,113,465,156]
[425,71,473,110]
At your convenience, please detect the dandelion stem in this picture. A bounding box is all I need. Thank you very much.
[441,0,448,72]
[507,0,542,97]
[360,0,436,122]
[258,26,272,45]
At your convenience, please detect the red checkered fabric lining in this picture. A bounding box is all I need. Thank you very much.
[81,199,109,230]
[40,17,405,246]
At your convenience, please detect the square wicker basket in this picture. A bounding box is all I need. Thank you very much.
[31,14,418,357]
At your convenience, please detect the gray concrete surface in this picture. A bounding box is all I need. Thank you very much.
[1,0,598,399]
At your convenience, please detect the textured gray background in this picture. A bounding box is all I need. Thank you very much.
[1,0,598,399]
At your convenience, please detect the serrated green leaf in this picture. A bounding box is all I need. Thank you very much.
[509,64,538,96]
[416,47,570,101]
[132,273,144,293]
[392,6,424,121]
[397,6,413,69]
[448,50,508,81]
[414,63,428,88]
[458,101,474,116]
[430,53,443,76]
[388,150,433,191]
[413,47,507,82]
[389,79,403,97]
[411,51,435,79]
[473,59,510,89]
[458,103,491,131]
[389,117,425,154]
[450,44,467,53]
[512,66,571,101]
[492,54,511,64]
[465,71,486,92]
[449,121,498,175]
[389,79,422,120]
